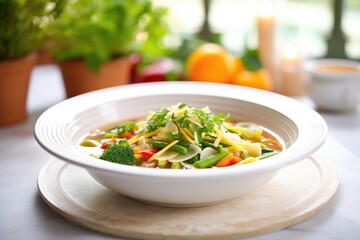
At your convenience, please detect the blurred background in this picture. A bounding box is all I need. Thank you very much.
[153,0,360,59]
[1,0,360,125]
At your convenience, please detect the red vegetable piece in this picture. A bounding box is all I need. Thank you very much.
[216,154,241,167]
[137,148,157,159]
[137,58,182,83]
[101,138,117,149]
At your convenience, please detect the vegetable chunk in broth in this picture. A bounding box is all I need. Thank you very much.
[78,103,283,169]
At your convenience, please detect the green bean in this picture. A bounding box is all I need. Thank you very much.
[200,140,223,151]
[194,149,230,168]
[177,140,191,147]
[150,140,188,155]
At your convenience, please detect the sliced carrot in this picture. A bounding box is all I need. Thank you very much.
[216,154,242,167]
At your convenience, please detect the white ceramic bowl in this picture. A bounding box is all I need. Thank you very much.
[35,82,327,207]
[305,58,360,111]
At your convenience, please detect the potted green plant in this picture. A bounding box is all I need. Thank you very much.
[0,0,65,125]
[49,0,170,98]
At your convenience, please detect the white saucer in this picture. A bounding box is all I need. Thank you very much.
[38,152,338,240]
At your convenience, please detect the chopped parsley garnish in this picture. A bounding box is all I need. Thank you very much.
[166,132,182,140]
[171,110,191,129]
[117,122,136,135]
[146,108,169,132]
[178,103,187,109]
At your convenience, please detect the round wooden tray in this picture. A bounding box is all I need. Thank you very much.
[38,156,338,240]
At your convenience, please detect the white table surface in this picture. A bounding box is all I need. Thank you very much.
[1,65,360,240]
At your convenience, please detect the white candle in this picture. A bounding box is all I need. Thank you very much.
[279,44,305,96]
[257,0,276,91]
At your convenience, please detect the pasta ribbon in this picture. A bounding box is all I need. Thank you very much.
[128,129,161,145]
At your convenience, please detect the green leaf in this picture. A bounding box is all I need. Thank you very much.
[241,48,263,72]
[178,103,187,109]
[193,109,215,133]
[0,0,66,59]
[191,123,203,143]
[214,113,229,124]
[166,132,182,140]
[171,109,191,129]
[116,122,136,135]
[50,0,171,71]
[146,108,169,132]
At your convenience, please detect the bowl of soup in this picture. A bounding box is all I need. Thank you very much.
[305,58,360,111]
[34,82,327,207]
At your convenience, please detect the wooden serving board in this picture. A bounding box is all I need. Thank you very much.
[38,153,338,240]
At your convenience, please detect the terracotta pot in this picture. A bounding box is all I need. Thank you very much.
[60,57,130,98]
[0,53,37,125]
[37,41,56,65]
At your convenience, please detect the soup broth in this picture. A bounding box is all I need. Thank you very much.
[78,103,283,169]
[314,65,360,73]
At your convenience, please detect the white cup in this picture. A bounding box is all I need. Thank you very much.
[305,58,360,111]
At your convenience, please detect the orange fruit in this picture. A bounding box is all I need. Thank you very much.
[187,43,238,83]
[231,57,245,76]
[231,69,272,91]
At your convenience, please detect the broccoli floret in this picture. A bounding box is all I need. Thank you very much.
[100,140,136,166]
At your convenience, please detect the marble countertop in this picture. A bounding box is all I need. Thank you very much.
[1,65,360,240]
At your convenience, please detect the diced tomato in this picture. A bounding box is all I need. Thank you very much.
[100,138,117,149]
[137,148,157,159]
[216,154,242,167]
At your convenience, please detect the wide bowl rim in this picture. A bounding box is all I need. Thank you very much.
[34,81,327,178]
